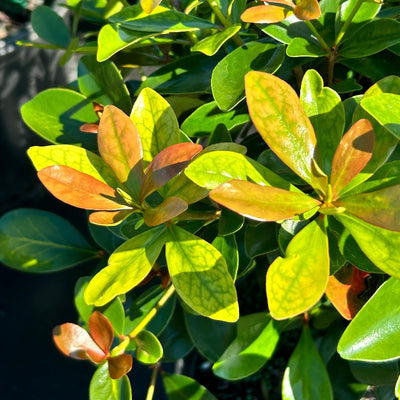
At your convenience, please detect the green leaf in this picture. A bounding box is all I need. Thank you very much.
[165,224,239,322]
[361,93,400,140]
[164,173,209,205]
[335,214,400,278]
[31,6,71,48]
[185,151,296,191]
[218,208,244,236]
[338,278,400,361]
[137,53,222,95]
[192,25,241,56]
[89,364,132,400]
[20,89,98,150]
[84,225,166,306]
[184,312,236,362]
[267,218,329,319]
[134,330,163,364]
[110,5,216,32]
[331,78,362,94]
[212,41,285,111]
[262,18,311,45]
[282,325,333,400]
[27,145,120,188]
[213,313,282,380]
[163,373,217,400]
[181,101,250,137]
[245,71,328,196]
[0,209,96,273]
[143,197,188,226]
[339,19,400,58]
[396,374,400,398]
[286,37,328,58]
[245,222,278,258]
[78,55,132,114]
[131,88,181,167]
[140,0,162,14]
[350,359,400,386]
[210,180,321,222]
[300,69,344,174]
[212,234,239,280]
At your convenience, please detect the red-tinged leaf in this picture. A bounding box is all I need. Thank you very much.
[325,265,369,320]
[80,123,98,133]
[53,323,104,361]
[335,185,400,232]
[210,180,321,222]
[38,165,128,210]
[241,5,293,23]
[267,0,295,7]
[143,197,188,226]
[89,311,114,356]
[98,105,144,200]
[294,0,321,20]
[139,143,203,202]
[108,354,133,379]
[330,119,375,200]
[89,210,134,226]
[245,71,327,196]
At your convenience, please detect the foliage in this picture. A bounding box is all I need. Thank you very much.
[2,0,400,398]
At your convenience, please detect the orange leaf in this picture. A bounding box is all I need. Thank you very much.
[330,119,375,200]
[139,143,202,202]
[53,323,105,361]
[294,0,321,20]
[89,210,134,226]
[143,197,188,226]
[241,4,293,23]
[98,105,144,200]
[80,123,98,133]
[38,165,128,210]
[210,180,321,221]
[89,312,114,356]
[325,265,369,320]
[108,354,133,379]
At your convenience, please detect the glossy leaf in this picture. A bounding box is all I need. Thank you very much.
[89,363,132,400]
[192,25,241,56]
[185,151,295,191]
[163,373,217,400]
[218,208,244,237]
[336,214,400,278]
[98,105,143,200]
[165,224,239,322]
[262,17,311,45]
[245,222,278,258]
[38,165,128,210]
[181,101,249,137]
[330,119,374,200]
[141,0,162,14]
[336,185,400,232]
[282,325,333,400]
[84,225,167,306]
[339,19,400,58]
[134,330,163,364]
[21,89,98,150]
[241,5,293,23]
[286,37,329,58]
[131,88,181,167]
[143,197,188,226]
[212,41,285,111]
[53,323,104,361]
[210,180,320,222]
[89,210,134,226]
[163,173,209,205]
[294,0,321,20]
[140,143,202,201]
[338,278,400,361]
[89,311,114,355]
[108,354,133,379]
[0,209,96,273]
[267,218,329,319]
[300,69,344,174]
[245,71,327,195]
[28,145,120,188]
[78,56,132,114]
[213,313,282,380]
[212,235,238,280]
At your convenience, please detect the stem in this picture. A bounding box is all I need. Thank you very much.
[128,285,176,338]
[145,365,160,400]
[327,50,337,86]
[335,0,364,46]
[72,1,83,37]
[304,20,331,53]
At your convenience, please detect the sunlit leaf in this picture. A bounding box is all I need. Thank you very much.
[38,165,129,210]
[212,234,239,280]
[163,373,217,400]
[210,180,320,222]
[84,225,167,306]
[294,0,321,20]
[338,278,400,361]
[241,5,293,23]
[163,173,209,205]
[89,312,114,355]
[98,105,144,200]
[267,218,329,319]
[141,0,162,14]
[89,210,134,226]
[165,225,239,322]
[143,197,188,226]
[108,354,133,379]
[245,71,327,196]
[286,37,329,58]
[134,330,163,364]
[330,119,374,200]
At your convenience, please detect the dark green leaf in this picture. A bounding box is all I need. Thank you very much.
[218,207,244,236]
[245,222,278,258]
[286,37,328,57]
[163,373,217,400]
[212,234,239,280]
